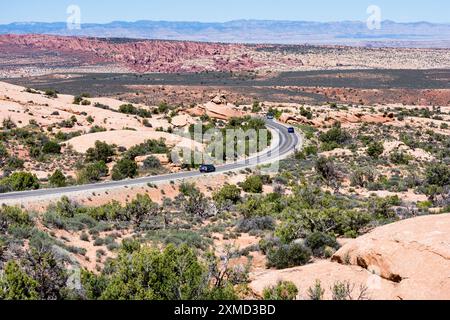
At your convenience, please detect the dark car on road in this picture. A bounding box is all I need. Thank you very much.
[288,127,295,133]
[266,113,274,120]
[200,164,216,173]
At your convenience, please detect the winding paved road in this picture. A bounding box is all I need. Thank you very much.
[0,120,301,202]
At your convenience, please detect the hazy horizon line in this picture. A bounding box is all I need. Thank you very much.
[2,18,449,26]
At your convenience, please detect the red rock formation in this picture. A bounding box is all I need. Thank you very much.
[0,34,263,73]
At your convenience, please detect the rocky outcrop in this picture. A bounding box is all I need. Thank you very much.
[250,214,450,300]
[279,114,314,125]
[187,94,245,120]
[332,214,450,299]
[171,114,195,127]
[0,34,262,73]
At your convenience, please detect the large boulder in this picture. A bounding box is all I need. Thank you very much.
[332,214,450,300]
[250,214,450,300]
[187,94,245,121]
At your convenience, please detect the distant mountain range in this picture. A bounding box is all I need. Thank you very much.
[1,20,450,47]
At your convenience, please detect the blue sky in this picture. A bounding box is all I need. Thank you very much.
[0,0,448,24]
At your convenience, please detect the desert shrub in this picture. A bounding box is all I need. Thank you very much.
[179,182,200,197]
[112,158,138,181]
[251,101,262,113]
[300,107,313,120]
[319,123,351,151]
[213,184,241,205]
[331,281,369,300]
[85,141,115,163]
[426,163,450,187]
[367,195,401,220]
[86,116,95,124]
[303,144,318,157]
[5,156,25,170]
[21,248,68,300]
[275,206,372,242]
[73,94,91,105]
[350,167,376,188]
[241,175,263,193]
[307,280,325,300]
[266,243,312,269]
[89,126,107,134]
[263,281,298,300]
[86,201,123,222]
[48,170,67,188]
[44,89,58,98]
[142,155,161,170]
[236,216,275,233]
[124,139,169,160]
[1,172,40,191]
[93,102,110,110]
[89,244,210,300]
[122,194,159,225]
[183,192,215,219]
[238,194,284,219]
[0,142,9,163]
[0,261,39,300]
[0,205,33,235]
[54,130,82,142]
[305,232,340,258]
[42,141,61,154]
[119,104,152,118]
[146,230,210,250]
[315,157,340,189]
[2,117,17,130]
[77,161,108,184]
[390,150,412,165]
[51,196,79,218]
[366,141,384,159]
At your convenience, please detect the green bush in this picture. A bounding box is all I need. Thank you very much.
[95,244,208,300]
[0,205,33,234]
[112,158,138,181]
[77,161,108,184]
[315,157,339,189]
[390,150,412,165]
[305,232,339,258]
[1,172,40,191]
[142,155,161,170]
[44,89,58,98]
[319,123,351,150]
[119,104,152,118]
[213,184,241,205]
[85,141,115,163]
[266,243,312,269]
[49,170,67,188]
[236,216,275,233]
[0,142,9,162]
[125,139,169,160]
[0,261,39,300]
[367,141,384,159]
[263,281,298,300]
[241,176,263,193]
[73,96,83,105]
[42,141,61,154]
[426,163,450,187]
